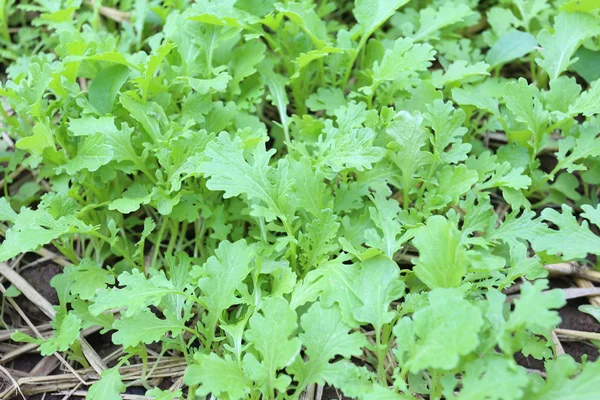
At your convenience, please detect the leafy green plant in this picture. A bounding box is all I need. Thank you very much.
[2,0,600,399]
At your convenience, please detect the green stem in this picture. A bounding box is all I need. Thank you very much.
[140,344,149,388]
[151,216,168,269]
[165,220,179,257]
[414,160,438,209]
[188,385,197,400]
[530,53,537,85]
[376,327,386,383]
[429,371,442,400]
[176,221,188,251]
[282,219,297,272]
[526,163,562,196]
[340,36,367,90]
[203,312,219,353]
[291,79,307,116]
[54,242,80,264]
[402,176,410,210]
[87,231,137,268]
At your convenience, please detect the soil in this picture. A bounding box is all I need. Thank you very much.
[16,262,61,321]
[558,297,600,362]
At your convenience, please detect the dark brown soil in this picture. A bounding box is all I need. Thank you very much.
[558,297,600,363]
[16,262,61,321]
[323,385,352,399]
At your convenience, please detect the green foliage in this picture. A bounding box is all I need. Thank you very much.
[3,0,600,398]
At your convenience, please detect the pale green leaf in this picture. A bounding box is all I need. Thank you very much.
[569,79,600,117]
[90,270,178,317]
[372,38,435,86]
[535,12,600,80]
[411,3,474,42]
[63,259,115,300]
[243,297,301,394]
[88,64,130,115]
[364,189,407,258]
[288,302,367,389]
[112,309,184,348]
[39,313,82,355]
[57,133,112,175]
[185,353,251,400]
[354,0,410,40]
[486,30,538,67]
[87,368,126,400]
[412,215,467,289]
[196,239,255,327]
[527,356,600,399]
[15,121,55,157]
[0,198,17,223]
[317,127,385,175]
[430,60,489,88]
[394,289,483,372]
[532,204,600,260]
[351,256,405,331]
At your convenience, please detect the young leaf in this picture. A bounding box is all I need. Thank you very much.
[487,30,538,68]
[535,12,600,80]
[243,297,301,395]
[411,3,474,42]
[351,256,405,332]
[145,388,183,400]
[526,356,600,399]
[288,302,367,390]
[90,270,179,317]
[430,60,490,88]
[67,116,144,170]
[299,209,339,269]
[354,0,410,40]
[532,204,600,260]
[425,99,470,164]
[0,198,17,223]
[444,355,529,400]
[88,64,130,115]
[371,38,435,89]
[39,313,82,355]
[578,305,600,323]
[277,2,330,48]
[195,240,255,337]
[15,121,56,157]
[386,111,431,206]
[568,79,600,117]
[316,127,386,175]
[87,368,126,400]
[56,133,112,175]
[506,280,565,334]
[503,78,549,151]
[185,353,252,400]
[62,259,115,300]
[0,207,93,262]
[394,288,483,372]
[554,117,600,175]
[199,133,294,222]
[412,216,468,289]
[112,309,185,348]
[487,209,547,250]
[230,40,267,94]
[364,189,406,258]
[257,60,290,142]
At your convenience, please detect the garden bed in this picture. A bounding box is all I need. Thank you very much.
[1,0,600,399]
